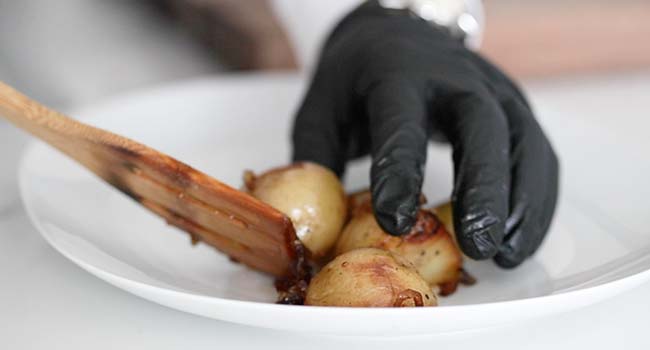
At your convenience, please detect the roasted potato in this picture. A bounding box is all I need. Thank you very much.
[346,189,373,217]
[335,199,462,294]
[305,248,437,307]
[244,162,346,258]
[431,201,455,240]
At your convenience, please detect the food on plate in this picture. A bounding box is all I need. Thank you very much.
[346,189,373,217]
[336,193,465,295]
[244,162,347,258]
[244,164,473,304]
[346,189,426,219]
[305,248,437,307]
[431,201,455,241]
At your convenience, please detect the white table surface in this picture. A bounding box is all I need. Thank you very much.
[2,72,650,349]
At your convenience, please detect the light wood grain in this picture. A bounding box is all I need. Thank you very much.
[0,81,300,278]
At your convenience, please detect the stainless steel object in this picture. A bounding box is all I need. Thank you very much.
[378,0,484,49]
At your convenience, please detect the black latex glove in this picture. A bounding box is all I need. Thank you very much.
[291,1,559,268]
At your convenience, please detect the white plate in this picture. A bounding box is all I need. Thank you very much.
[19,74,650,336]
[0,120,28,211]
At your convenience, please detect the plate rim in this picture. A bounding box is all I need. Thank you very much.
[18,129,650,315]
[16,76,650,333]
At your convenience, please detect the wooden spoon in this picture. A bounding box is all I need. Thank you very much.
[0,81,301,278]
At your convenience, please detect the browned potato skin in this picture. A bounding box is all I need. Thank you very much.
[335,200,462,291]
[346,189,373,218]
[244,162,347,258]
[305,248,437,307]
[431,201,455,241]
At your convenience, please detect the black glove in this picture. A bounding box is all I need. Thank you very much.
[291,1,559,268]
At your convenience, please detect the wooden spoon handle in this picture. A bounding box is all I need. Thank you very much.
[0,81,155,172]
[0,81,301,278]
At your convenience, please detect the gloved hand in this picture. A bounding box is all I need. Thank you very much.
[292,1,559,268]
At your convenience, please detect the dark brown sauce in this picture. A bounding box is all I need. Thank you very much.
[438,268,477,296]
[275,239,312,305]
[459,268,477,286]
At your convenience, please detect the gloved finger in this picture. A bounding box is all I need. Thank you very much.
[494,98,559,268]
[365,78,429,236]
[467,52,532,110]
[291,71,346,176]
[446,91,510,259]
